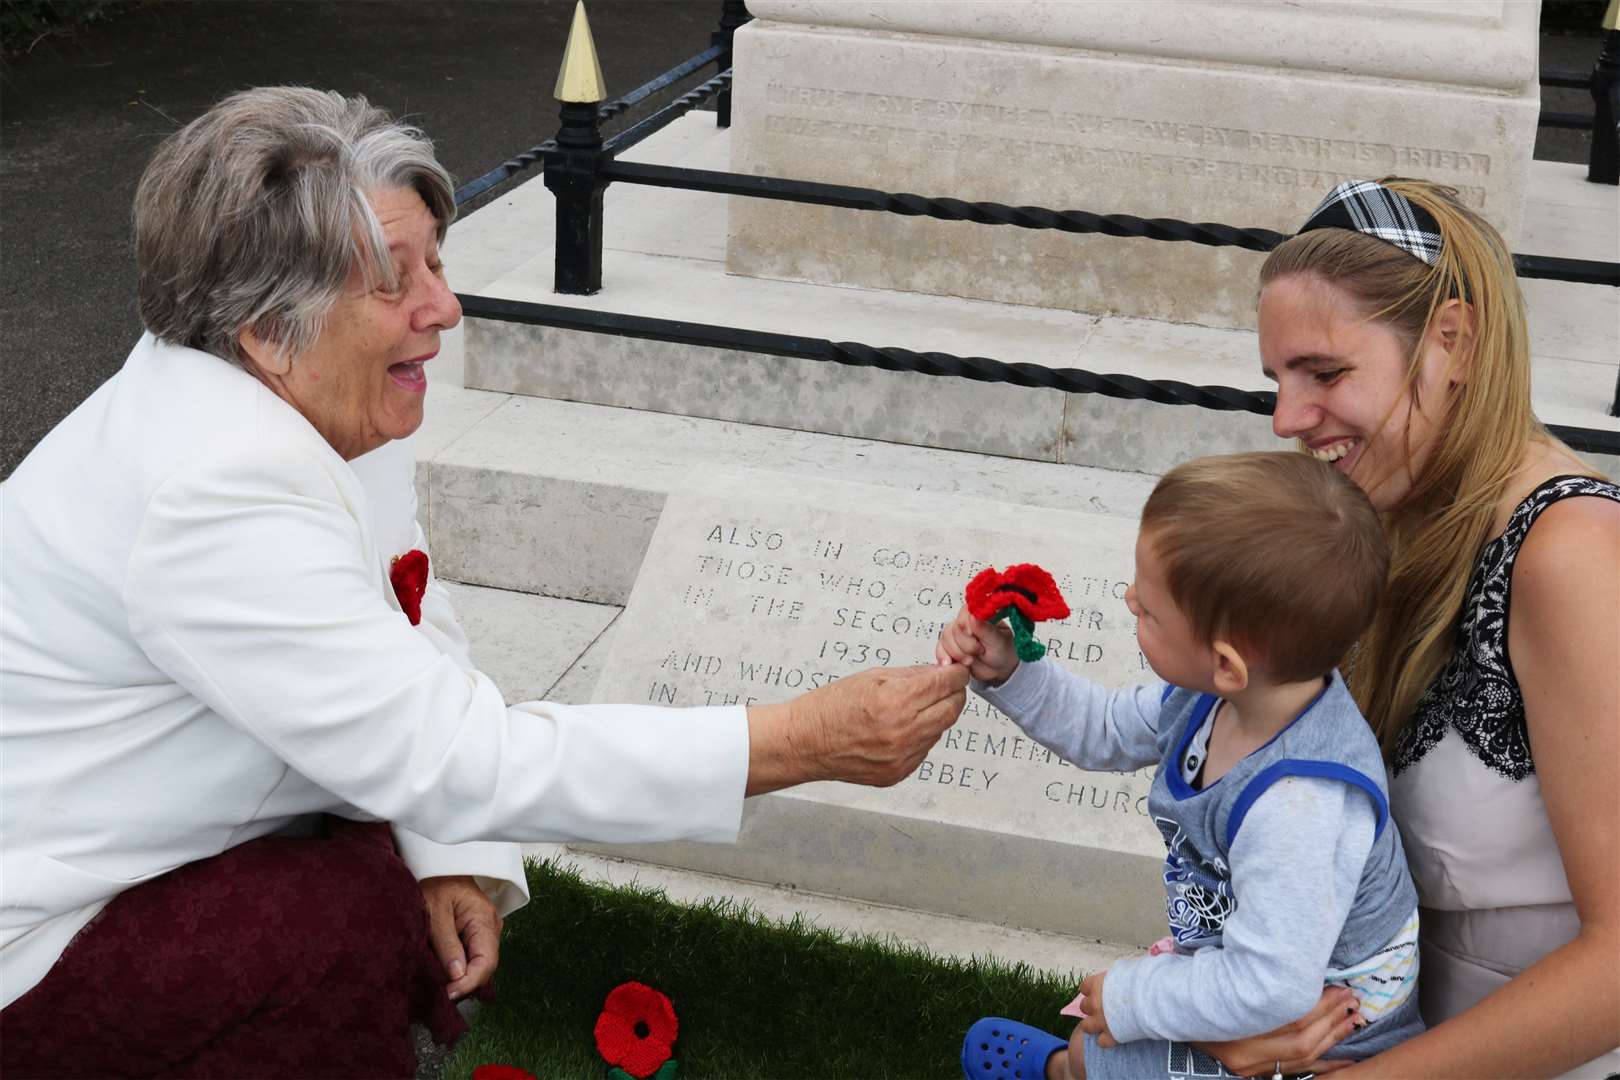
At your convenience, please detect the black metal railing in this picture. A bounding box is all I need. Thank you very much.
[455,1,1620,433]
[1536,20,1620,184]
[457,294,1620,457]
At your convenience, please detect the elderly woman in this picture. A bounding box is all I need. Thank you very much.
[0,87,967,1077]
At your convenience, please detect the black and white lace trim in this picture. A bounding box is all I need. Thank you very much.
[1393,476,1620,780]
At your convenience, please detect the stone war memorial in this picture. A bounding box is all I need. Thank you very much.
[430,0,1619,967]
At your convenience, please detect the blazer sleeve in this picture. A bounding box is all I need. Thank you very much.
[123,441,748,847]
[391,517,530,916]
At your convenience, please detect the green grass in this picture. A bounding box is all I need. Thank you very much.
[443,859,1084,1080]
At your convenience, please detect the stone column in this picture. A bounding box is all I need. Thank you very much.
[726,0,1542,329]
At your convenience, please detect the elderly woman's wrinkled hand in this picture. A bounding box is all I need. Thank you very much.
[420,875,502,1001]
[745,664,968,796]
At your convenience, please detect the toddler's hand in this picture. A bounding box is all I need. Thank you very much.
[1076,969,1117,1049]
[934,604,1021,685]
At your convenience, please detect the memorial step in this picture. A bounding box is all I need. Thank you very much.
[416,385,1157,606]
[443,578,1150,961]
[416,392,1172,942]
[441,114,1619,480]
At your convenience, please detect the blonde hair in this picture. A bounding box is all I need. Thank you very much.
[1140,452,1389,683]
[1259,178,1587,752]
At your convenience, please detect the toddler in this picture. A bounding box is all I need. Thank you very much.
[942,452,1423,1080]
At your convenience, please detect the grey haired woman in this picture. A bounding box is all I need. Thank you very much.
[0,86,967,1077]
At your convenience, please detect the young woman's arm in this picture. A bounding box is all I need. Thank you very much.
[1341,496,1620,1078]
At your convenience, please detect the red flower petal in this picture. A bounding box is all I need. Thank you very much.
[1003,563,1070,621]
[619,1035,674,1079]
[389,548,430,626]
[601,981,678,1043]
[595,982,679,1079]
[473,1066,536,1080]
[965,564,1070,623]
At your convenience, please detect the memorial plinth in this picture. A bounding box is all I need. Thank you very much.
[727,0,1542,329]
[585,481,1168,944]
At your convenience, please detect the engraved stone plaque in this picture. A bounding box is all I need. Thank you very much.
[726,11,1539,330]
[589,480,1168,943]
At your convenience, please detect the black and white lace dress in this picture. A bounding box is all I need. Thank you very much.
[1387,474,1619,1078]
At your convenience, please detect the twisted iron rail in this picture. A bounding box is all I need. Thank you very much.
[452,44,725,206]
[602,161,1620,286]
[602,71,732,156]
[456,294,1618,455]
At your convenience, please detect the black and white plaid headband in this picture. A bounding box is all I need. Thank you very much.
[1297,180,1443,266]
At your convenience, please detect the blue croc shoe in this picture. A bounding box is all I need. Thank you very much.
[961,1016,1067,1080]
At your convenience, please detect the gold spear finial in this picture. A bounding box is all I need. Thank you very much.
[555,0,607,104]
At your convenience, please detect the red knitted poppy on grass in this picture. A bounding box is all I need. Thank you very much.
[594,981,678,1079]
[965,564,1070,623]
[472,1066,536,1080]
[389,549,430,626]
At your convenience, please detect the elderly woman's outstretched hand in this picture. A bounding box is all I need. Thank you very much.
[745,665,969,796]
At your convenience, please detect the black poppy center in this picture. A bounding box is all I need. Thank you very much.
[633,1020,651,1040]
[991,583,1040,604]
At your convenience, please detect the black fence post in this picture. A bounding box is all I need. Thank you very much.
[713,0,751,128]
[545,2,610,295]
[544,101,607,295]
[1590,15,1620,184]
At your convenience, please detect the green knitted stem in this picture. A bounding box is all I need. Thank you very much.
[992,606,1046,661]
[607,1060,678,1079]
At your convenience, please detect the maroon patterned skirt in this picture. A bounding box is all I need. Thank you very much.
[1,818,470,1079]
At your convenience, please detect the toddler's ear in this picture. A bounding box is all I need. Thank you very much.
[1212,641,1248,695]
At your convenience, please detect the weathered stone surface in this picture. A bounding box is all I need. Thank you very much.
[726,13,1539,328]
[584,482,1168,942]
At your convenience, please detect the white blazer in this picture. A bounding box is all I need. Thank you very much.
[0,334,748,1008]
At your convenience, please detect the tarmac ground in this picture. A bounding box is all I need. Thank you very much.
[1,0,721,477]
[0,4,1609,479]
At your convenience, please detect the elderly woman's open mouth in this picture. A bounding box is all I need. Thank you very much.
[388,353,434,390]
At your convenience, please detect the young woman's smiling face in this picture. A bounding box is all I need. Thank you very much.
[1258,273,1458,512]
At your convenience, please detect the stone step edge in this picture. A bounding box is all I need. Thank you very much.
[415,388,1161,605]
[524,843,1140,977]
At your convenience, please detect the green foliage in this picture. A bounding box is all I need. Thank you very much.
[1,0,137,56]
[444,858,1084,1079]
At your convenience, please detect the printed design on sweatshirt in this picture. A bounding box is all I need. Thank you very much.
[1165,1042,1240,1077]
[1155,816,1235,947]
[1325,909,1420,1022]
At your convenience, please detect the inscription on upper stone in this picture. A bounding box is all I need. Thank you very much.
[761,81,1492,207]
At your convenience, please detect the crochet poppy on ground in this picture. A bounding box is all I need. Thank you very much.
[389,548,429,626]
[472,1066,536,1080]
[594,981,679,1079]
[965,564,1071,662]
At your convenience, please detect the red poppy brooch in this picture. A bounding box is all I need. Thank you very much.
[389,549,429,626]
[965,563,1070,661]
[595,981,680,1079]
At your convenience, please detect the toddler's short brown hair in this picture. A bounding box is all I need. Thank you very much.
[1139,452,1389,682]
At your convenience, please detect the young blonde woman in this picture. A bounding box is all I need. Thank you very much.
[1201,179,1619,1078]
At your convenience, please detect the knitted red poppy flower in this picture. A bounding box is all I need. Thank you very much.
[594,981,678,1079]
[389,549,430,626]
[966,564,1070,623]
[472,1066,536,1080]
[965,563,1070,662]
